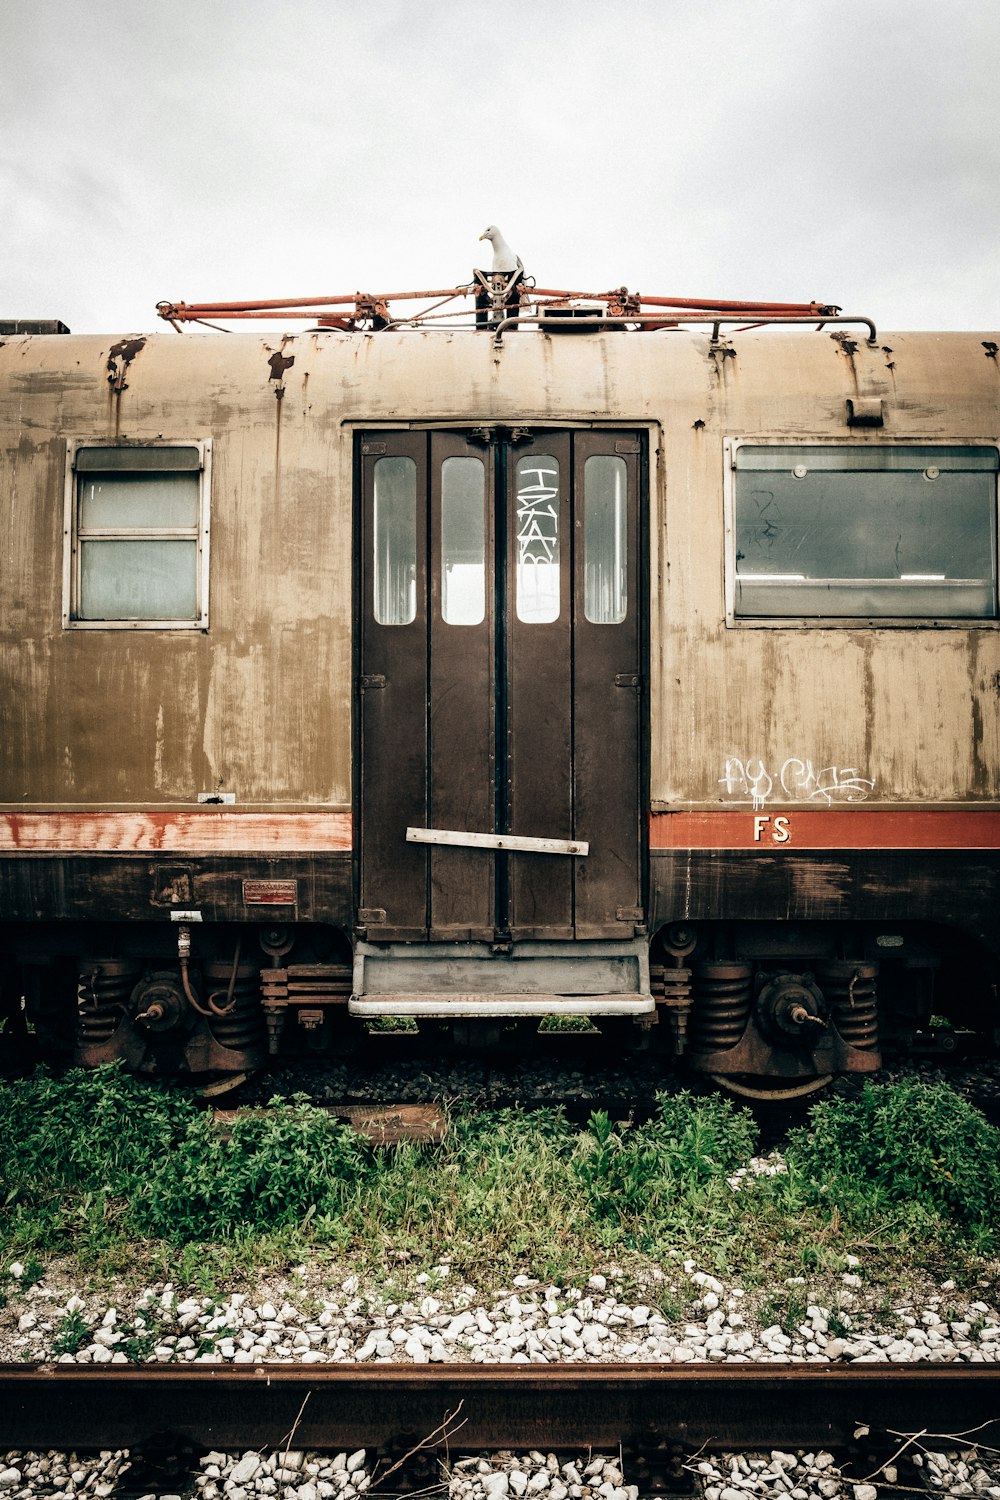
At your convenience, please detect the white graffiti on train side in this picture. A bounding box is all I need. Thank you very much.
[719,757,876,810]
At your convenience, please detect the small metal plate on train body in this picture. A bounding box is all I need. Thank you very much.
[243,879,298,906]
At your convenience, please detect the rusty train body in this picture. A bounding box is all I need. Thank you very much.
[1,310,999,1092]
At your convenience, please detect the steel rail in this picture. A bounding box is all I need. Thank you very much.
[1,1363,998,1453]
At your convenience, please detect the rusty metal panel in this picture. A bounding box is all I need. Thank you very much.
[649,847,1000,957]
[0,333,354,813]
[647,331,1000,817]
[3,325,998,884]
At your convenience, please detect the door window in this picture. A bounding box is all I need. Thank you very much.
[515,455,560,623]
[441,455,486,625]
[373,455,417,625]
[584,454,628,623]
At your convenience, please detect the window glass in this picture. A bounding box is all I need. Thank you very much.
[441,456,485,625]
[584,455,628,623]
[80,541,198,620]
[734,445,999,619]
[515,455,560,623]
[79,473,199,530]
[71,446,206,626]
[373,455,417,625]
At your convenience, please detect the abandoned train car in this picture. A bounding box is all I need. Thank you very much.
[1,298,998,1095]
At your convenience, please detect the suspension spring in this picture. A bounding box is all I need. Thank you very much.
[815,961,879,1049]
[689,962,753,1052]
[202,961,265,1050]
[76,960,139,1044]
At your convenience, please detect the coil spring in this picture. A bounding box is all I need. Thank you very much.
[689,962,753,1052]
[77,960,138,1043]
[202,961,265,1050]
[815,960,879,1049]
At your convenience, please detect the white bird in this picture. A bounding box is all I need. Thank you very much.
[479,225,524,276]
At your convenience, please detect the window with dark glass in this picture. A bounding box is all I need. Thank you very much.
[733,445,999,620]
[67,444,210,627]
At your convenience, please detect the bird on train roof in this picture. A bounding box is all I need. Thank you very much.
[479,225,524,275]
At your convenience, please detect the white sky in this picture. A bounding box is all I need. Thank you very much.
[3,0,999,334]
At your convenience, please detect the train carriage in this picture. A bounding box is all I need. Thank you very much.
[1,289,998,1092]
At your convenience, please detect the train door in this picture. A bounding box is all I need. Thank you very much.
[357,429,643,946]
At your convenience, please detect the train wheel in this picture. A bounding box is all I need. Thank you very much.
[707,1072,833,1103]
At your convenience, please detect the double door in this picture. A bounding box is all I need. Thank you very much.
[358,429,643,942]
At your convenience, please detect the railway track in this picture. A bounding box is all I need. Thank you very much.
[2,1363,999,1463]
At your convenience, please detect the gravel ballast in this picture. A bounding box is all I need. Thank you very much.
[2,1259,998,1367]
[0,1445,998,1500]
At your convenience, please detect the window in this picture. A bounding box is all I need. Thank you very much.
[441,455,485,625]
[584,454,628,623]
[65,443,211,628]
[373,455,417,625]
[730,444,999,622]
[515,454,560,623]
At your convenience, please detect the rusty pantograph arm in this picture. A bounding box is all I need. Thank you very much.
[156,285,858,335]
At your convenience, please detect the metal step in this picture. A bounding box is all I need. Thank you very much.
[350,939,653,1017]
[350,994,653,1017]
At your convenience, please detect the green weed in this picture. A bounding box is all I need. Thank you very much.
[574,1092,757,1231]
[52,1307,90,1356]
[781,1079,1000,1246]
[1,1066,997,1295]
[760,1288,808,1337]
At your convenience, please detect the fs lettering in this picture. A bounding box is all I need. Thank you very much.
[753,815,791,844]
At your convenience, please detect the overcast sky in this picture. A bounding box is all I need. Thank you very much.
[3,0,999,335]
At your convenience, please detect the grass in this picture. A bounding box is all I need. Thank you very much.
[0,1067,998,1297]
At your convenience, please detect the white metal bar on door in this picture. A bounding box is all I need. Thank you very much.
[406,827,589,856]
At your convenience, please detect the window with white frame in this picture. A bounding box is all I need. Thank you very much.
[730,443,999,622]
[65,443,210,628]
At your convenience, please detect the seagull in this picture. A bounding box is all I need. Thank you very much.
[479,225,524,276]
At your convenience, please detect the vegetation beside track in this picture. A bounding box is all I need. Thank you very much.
[0,1067,998,1300]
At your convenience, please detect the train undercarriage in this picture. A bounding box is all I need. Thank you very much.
[2,916,996,1097]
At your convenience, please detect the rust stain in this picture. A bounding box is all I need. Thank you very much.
[106,336,146,439]
[268,350,295,381]
[969,636,992,797]
[0,811,353,853]
[107,337,146,389]
[830,330,860,395]
[266,343,296,505]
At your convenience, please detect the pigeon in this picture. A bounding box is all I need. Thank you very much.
[479,225,524,276]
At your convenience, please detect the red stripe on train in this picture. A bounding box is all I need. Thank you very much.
[0,812,353,853]
[650,809,1000,850]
